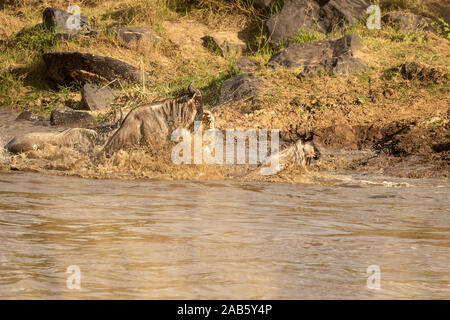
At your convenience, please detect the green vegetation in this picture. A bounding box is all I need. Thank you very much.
[293,28,326,44]
[433,18,450,40]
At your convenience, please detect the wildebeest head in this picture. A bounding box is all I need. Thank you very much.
[303,137,321,166]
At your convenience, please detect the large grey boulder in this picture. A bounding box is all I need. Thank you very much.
[268,34,367,76]
[43,52,149,85]
[267,0,370,45]
[43,7,95,37]
[50,107,94,127]
[81,84,116,111]
[6,128,98,154]
[267,0,321,46]
[382,12,433,31]
[219,73,266,103]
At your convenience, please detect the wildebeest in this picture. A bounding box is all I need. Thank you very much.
[102,82,203,154]
[5,83,202,156]
[6,128,98,154]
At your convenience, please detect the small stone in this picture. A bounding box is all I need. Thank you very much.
[80,84,116,111]
[50,107,94,127]
[110,26,161,48]
[202,32,247,57]
[219,73,266,103]
[268,34,367,76]
[382,12,434,31]
[15,111,33,121]
[15,111,50,123]
[266,0,370,45]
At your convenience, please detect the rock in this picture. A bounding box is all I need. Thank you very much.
[254,0,273,8]
[15,111,35,121]
[219,73,266,103]
[236,56,260,73]
[50,107,94,127]
[42,7,94,36]
[15,111,49,123]
[267,0,320,46]
[43,52,149,85]
[6,128,98,154]
[319,0,371,33]
[103,83,203,155]
[382,12,433,31]
[266,0,370,45]
[80,84,116,111]
[268,34,367,76]
[201,32,247,56]
[110,26,161,48]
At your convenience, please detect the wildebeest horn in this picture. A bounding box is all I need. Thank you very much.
[188,81,195,94]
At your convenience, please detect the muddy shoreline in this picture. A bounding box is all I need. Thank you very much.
[312,119,449,179]
[1,108,448,182]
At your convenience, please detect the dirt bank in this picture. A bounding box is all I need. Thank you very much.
[212,59,449,179]
[0,1,449,182]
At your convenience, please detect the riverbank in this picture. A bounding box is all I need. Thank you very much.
[0,1,448,181]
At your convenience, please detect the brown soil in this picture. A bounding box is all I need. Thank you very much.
[212,62,449,179]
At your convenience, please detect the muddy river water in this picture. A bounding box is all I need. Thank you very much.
[0,112,449,299]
